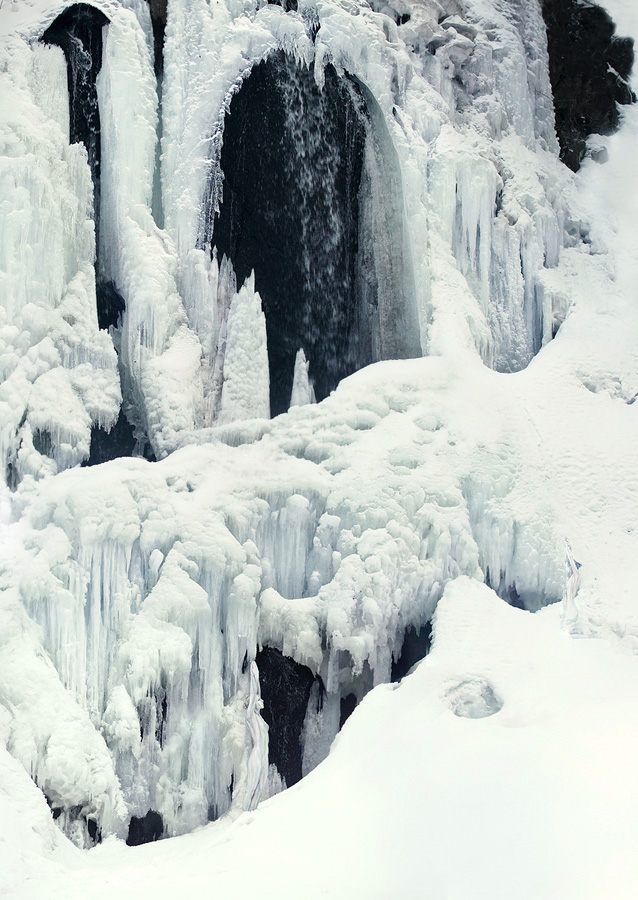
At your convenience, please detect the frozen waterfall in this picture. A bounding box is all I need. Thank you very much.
[1,0,634,853]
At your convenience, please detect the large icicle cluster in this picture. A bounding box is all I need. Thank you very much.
[2,0,634,849]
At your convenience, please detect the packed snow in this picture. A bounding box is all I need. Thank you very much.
[1,0,638,896]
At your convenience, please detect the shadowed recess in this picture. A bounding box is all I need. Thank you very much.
[255,646,316,786]
[211,51,420,415]
[391,623,432,682]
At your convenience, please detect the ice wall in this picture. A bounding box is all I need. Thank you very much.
[0,35,120,487]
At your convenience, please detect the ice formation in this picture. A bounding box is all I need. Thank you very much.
[242,661,269,811]
[1,0,637,858]
[561,537,580,630]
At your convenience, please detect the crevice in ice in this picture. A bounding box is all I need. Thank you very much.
[96,280,125,331]
[146,0,166,226]
[208,51,420,416]
[541,0,635,171]
[391,623,432,682]
[484,566,560,614]
[83,410,136,467]
[146,0,167,77]
[41,4,110,244]
[126,810,164,846]
[339,693,357,728]
[255,646,317,788]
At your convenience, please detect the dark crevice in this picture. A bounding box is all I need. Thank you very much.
[255,646,316,787]
[154,687,168,748]
[96,280,125,330]
[83,410,136,467]
[541,0,635,170]
[126,810,163,846]
[267,0,298,10]
[339,692,357,728]
[32,429,54,459]
[146,0,167,76]
[41,4,109,239]
[485,567,560,613]
[391,623,432,682]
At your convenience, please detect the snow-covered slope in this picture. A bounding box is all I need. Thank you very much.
[1,0,638,895]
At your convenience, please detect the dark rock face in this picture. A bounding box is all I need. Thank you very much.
[212,52,368,415]
[210,51,419,415]
[41,4,109,228]
[255,646,316,786]
[391,623,432,682]
[541,0,635,170]
[126,810,164,846]
[84,411,136,467]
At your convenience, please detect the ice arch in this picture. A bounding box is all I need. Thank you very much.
[209,51,421,415]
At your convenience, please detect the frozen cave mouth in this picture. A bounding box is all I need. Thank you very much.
[211,51,420,416]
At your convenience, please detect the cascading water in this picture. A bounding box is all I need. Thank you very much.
[210,51,420,415]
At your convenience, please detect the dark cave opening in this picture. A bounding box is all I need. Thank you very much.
[339,692,358,728]
[83,410,136,467]
[255,646,316,787]
[541,0,635,170]
[126,810,164,846]
[41,4,109,232]
[391,623,432,682]
[210,51,419,416]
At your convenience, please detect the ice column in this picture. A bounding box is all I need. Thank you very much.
[218,275,270,424]
[243,662,269,812]
[289,349,316,408]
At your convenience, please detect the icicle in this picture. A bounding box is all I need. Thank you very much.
[289,349,316,409]
[243,662,269,812]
